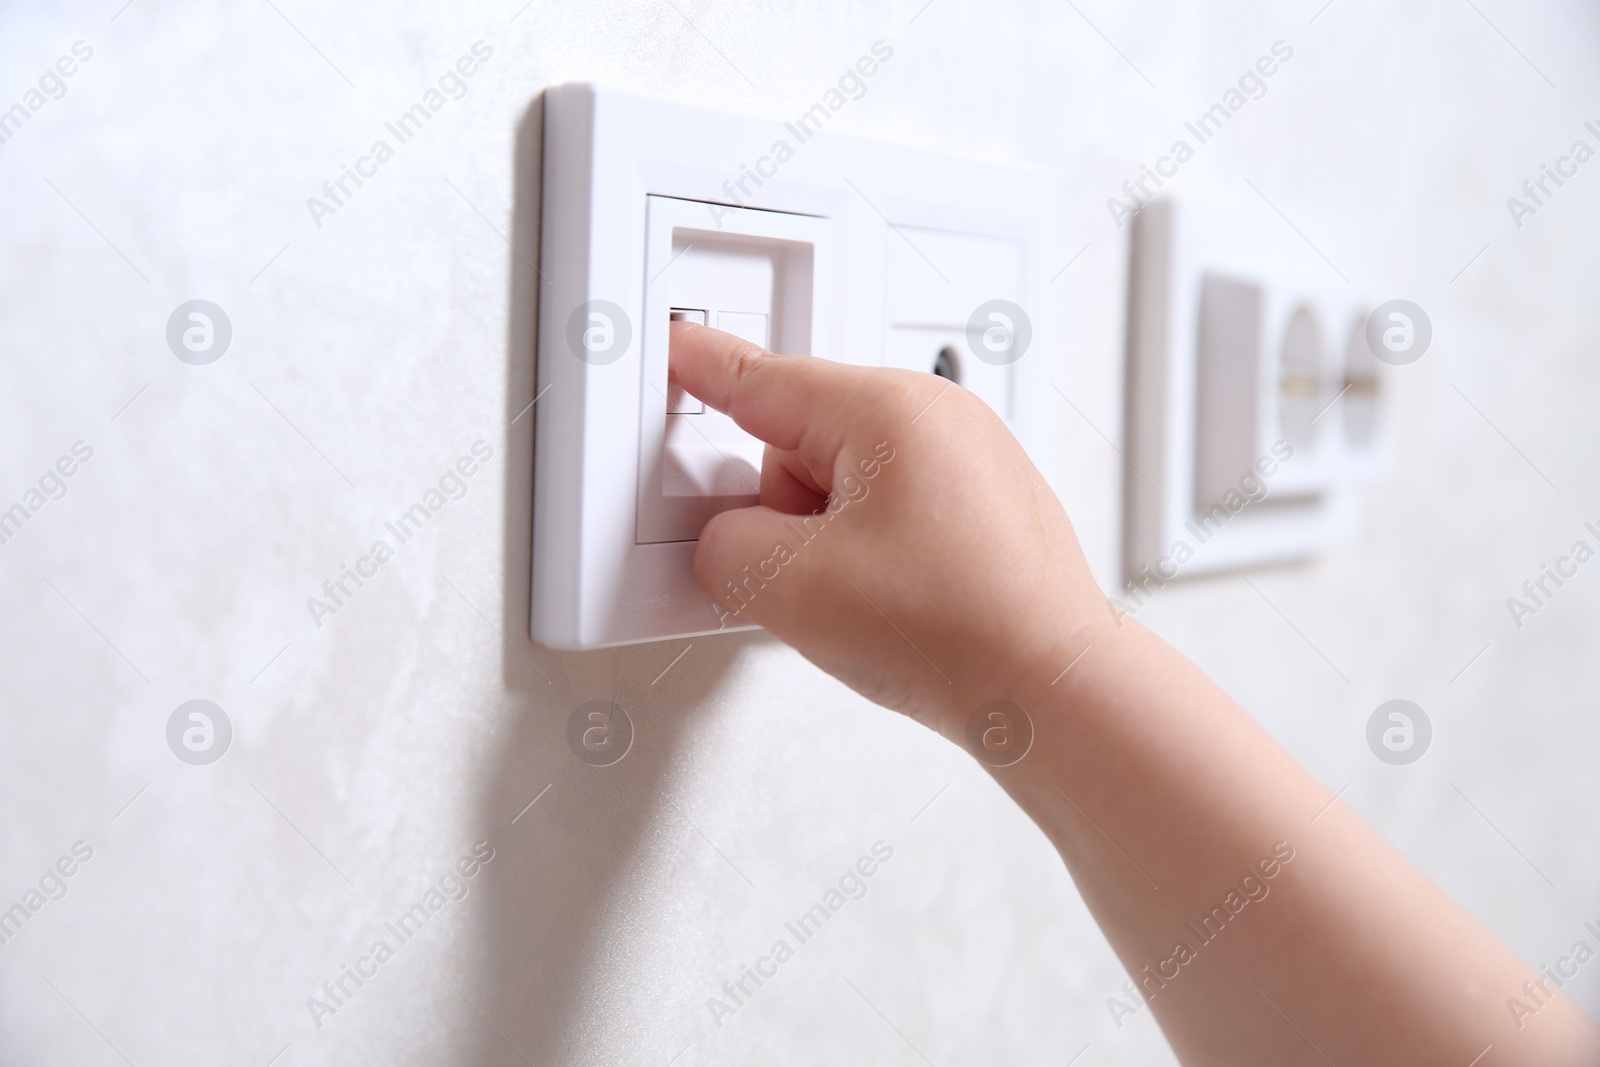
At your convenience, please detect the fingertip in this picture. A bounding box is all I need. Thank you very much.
[669,320,772,412]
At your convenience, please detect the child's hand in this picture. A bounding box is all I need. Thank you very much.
[669,320,1105,732]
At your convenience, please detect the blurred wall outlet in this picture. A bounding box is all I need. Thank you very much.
[1123,197,1393,591]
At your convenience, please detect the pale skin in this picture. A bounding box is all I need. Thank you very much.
[669,320,1600,1066]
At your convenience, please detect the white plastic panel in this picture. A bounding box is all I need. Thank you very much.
[531,83,1063,649]
[884,227,1022,420]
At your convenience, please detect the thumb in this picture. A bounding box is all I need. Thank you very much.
[693,502,825,627]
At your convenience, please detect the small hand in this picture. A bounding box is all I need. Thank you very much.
[668,320,1104,731]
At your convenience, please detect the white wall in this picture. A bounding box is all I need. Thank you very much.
[2,1,1598,1064]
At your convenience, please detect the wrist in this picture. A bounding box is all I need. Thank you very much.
[934,592,1125,764]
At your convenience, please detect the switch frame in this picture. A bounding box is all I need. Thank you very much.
[532,83,1063,648]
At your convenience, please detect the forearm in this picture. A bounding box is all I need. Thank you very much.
[981,616,1599,1065]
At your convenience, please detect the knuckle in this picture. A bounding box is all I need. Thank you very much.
[728,340,769,386]
[720,340,772,412]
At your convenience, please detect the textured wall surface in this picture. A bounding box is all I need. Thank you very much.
[2,1,1598,1064]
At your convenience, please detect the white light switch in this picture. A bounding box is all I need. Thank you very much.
[716,312,768,345]
[531,84,1062,648]
[637,196,831,544]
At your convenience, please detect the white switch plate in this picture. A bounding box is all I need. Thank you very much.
[531,83,1063,649]
[1124,197,1391,589]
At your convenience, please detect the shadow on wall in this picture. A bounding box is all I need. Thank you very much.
[475,92,759,1065]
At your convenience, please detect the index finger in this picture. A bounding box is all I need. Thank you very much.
[669,320,865,459]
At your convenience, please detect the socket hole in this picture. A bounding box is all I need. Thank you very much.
[933,345,962,384]
[1342,314,1380,448]
[1278,304,1323,453]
